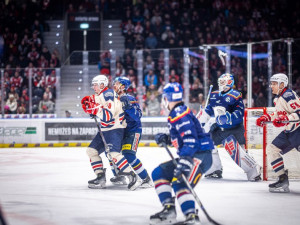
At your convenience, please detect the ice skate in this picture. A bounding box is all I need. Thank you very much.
[269,173,290,193]
[173,212,201,225]
[140,175,154,188]
[247,165,262,182]
[204,169,223,179]
[88,169,106,189]
[150,201,176,224]
[110,175,127,185]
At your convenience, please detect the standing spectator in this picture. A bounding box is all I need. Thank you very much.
[145,32,158,49]
[144,69,158,89]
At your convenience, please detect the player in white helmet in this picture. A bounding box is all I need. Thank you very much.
[256,73,300,192]
[198,73,261,181]
[81,74,139,190]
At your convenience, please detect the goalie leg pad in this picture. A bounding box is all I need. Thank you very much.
[223,135,261,181]
[86,147,104,174]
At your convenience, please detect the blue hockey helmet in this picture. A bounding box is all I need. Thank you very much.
[218,73,234,92]
[162,82,183,102]
[114,76,131,90]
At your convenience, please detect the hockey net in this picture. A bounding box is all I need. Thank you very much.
[244,107,300,180]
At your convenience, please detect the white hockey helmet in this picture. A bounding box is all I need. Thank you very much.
[92,75,108,87]
[270,73,288,88]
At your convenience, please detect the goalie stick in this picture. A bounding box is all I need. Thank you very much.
[92,115,119,176]
[196,84,213,119]
[162,143,222,225]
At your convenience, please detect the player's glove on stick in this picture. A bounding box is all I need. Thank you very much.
[81,96,93,105]
[256,114,271,127]
[216,112,231,125]
[120,95,132,111]
[155,133,170,147]
[82,101,101,115]
[173,157,193,181]
[273,115,289,127]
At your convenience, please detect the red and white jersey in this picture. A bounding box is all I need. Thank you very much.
[270,88,300,132]
[10,76,23,88]
[91,87,125,132]
[45,75,56,88]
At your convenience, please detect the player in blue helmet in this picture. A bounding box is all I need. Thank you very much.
[198,73,261,181]
[150,82,214,224]
[111,76,153,190]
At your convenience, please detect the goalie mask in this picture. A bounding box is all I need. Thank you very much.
[91,75,108,94]
[218,73,234,92]
[162,82,183,109]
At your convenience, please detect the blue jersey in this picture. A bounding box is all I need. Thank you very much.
[122,94,142,133]
[206,89,244,129]
[168,103,214,157]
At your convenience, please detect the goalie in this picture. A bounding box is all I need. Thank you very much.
[256,73,300,193]
[198,73,261,181]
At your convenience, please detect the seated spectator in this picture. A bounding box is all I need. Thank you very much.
[39,93,55,113]
[147,93,161,116]
[255,92,267,107]
[5,94,18,114]
[17,105,26,114]
[144,69,158,89]
[146,84,159,99]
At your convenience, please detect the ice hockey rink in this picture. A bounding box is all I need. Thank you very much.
[1,147,300,225]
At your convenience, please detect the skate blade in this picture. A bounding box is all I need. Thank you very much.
[111,181,127,185]
[269,186,290,193]
[128,180,143,191]
[88,183,106,189]
[140,182,154,188]
[149,218,177,225]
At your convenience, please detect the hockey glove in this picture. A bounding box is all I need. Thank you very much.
[173,156,193,181]
[155,133,170,147]
[273,115,289,127]
[256,114,271,127]
[216,111,231,126]
[82,101,102,115]
[81,96,93,105]
[120,95,132,111]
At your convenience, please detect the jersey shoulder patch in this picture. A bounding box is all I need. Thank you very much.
[168,106,190,123]
[281,89,297,102]
[102,89,115,101]
[227,89,242,100]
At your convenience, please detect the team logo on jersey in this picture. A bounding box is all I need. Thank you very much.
[104,92,114,97]
[283,92,293,98]
[225,97,230,102]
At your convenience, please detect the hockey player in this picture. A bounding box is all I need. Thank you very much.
[110,76,153,190]
[198,73,261,181]
[81,74,138,190]
[150,82,214,225]
[256,73,300,192]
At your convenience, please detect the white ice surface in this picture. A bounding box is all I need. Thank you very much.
[0,147,300,225]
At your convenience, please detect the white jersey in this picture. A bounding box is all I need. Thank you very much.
[91,87,126,131]
[269,88,300,132]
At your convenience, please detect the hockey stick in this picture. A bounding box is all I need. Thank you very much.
[196,84,213,119]
[162,143,221,225]
[92,115,119,176]
[263,119,300,124]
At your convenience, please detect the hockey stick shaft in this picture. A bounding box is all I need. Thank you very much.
[92,116,119,175]
[196,84,213,119]
[162,143,221,225]
[263,119,300,124]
